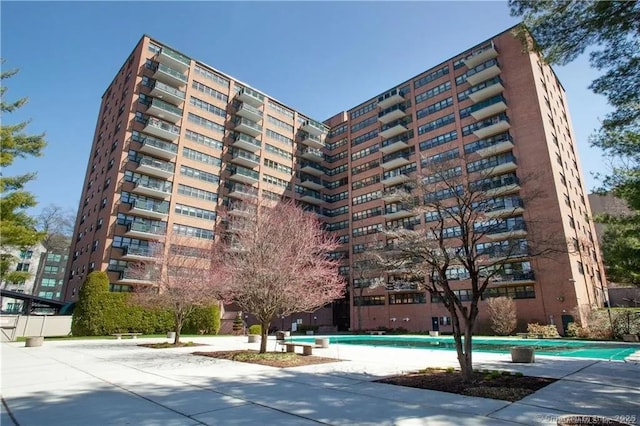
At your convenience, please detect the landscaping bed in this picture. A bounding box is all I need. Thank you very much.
[376,368,557,402]
[193,350,341,368]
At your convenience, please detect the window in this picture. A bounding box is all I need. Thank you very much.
[172,223,214,239]
[416,97,453,119]
[191,81,228,103]
[414,66,449,89]
[187,113,225,133]
[350,101,377,120]
[180,165,219,184]
[266,129,293,145]
[174,204,217,221]
[182,147,222,166]
[267,115,294,133]
[415,81,451,104]
[16,263,30,272]
[419,130,457,152]
[352,207,383,221]
[352,190,382,205]
[265,143,293,160]
[389,293,426,304]
[439,317,451,326]
[177,184,218,202]
[353,295,385,306]
[193,64,230,87]
[351,130,378,147]
[351,116,378,133]
[184,129,223,150]
[417,113,455,135]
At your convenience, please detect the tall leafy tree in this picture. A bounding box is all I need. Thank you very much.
[510,1,640,285]
[510,0,639,207]
[0,64,47,282]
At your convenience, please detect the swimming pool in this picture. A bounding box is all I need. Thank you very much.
[290,335,639,361]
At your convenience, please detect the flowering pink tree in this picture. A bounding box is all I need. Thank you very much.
[129,236,224,345]
[220,200,346,353]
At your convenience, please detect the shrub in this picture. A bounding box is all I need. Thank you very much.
[486,296,517,335]
[576,308,640,340]
[72,271,111,336]
[248,324,262,335]
[183,305,221,335]
[232,313,244,335]
[526,323,560,338]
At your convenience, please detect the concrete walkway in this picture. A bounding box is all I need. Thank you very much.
[1,336,639,425]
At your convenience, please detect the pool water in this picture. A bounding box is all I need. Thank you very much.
[290,335,639,361]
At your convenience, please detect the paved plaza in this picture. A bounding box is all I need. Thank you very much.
[2,336,639,425]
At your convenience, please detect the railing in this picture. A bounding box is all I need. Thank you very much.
[145,117,180,136]
[127,221,167,235]
[159,47,190,67]
[139,156,175,173]
[131,199,170,214]
[232,149,260,163]
[154,63,187,83]
[229,165,260,180]
[151,80,186,100]
[137,134,178,153]
[234,133,262,148]
[228,183,259,197]
[381,132,411,148]
[382,150,414,164]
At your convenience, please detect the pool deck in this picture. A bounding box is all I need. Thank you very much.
[2,336,639,425]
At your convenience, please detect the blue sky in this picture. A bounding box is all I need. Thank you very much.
[2,1,611,217]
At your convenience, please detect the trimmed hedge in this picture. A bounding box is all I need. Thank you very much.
[71,271,220,336]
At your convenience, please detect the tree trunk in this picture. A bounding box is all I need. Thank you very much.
[460,325,474,382]
[356,286,364,332]
[259,320,270,353]
[174,312,184,345]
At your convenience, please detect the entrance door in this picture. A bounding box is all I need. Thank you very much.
[561,314,574,335]
[431,316,440,332]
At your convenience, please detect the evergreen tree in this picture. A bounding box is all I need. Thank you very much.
[0,64,47,282]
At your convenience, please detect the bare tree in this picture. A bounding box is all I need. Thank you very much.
[220,200,346,353]
[36,204,75,251]
[129,235,224,345]
[487,296,517,335]
[377,158,565,382]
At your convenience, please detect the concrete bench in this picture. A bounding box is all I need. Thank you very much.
[368,330,386,335]
[282,342,314,356]
[112,333,142,340]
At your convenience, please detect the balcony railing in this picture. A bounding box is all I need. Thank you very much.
[156,47,191,72]
[130,199,170,217]
[381,150,414,169]
[489,270,535,283]
[146,97,183,123]
[122,245,156,259]
[300,131,325,149]
[227,183,259,198]
[133,178,173,199]
[378,103,407,124]
[152,63,188,87]
[228,165,260,183]
[465,58,500,86]
[126,221,167,236]
[379,118,409,140]
[377,88,405,109]
[231,148,261,167]
[469,95,507,121]
[234,117,263,137]
[237,87,265,107]
[137,134,178,160]
[464,41,498,69]
[137,156,175,178]
[232,133,262,152]
[143,117,181,141]
[149,80,186,106]
[301,118,328,136]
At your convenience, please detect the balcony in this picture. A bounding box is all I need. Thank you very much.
[474,174,521,197]
[299,174,324,191]
[132,179,172,199]
[228,165,259,184]
[379,119,408,140]
[137,134,178,160]
[143,117,180,141]
[382,169,411,186]
[382,186,411,202]
[468,78,504,103]
[473,115,510,139]
[156,47,191,72]
[464,42,499,69]
[125,221,167,240]
[300,118,328,136]
[484,197,525,218]
[129,199,169,219]
[236,102,263,122]
[237,87,265,107]
[230,148,260,168]
[299,132,325,150]
[117,269,156,286]
[300,147,324,162]
[377,88,405,109]
[136,156,175,179]
[480,140,514,158]
[149,80,186,106]
[381,150,413,170]
[384,203,414,220]
[231,133,261,152]
[380,133,411,154]
[146,98,183,123]
[227,183,258,199]
[480,155,518,177]
[228,201,256,217]
[121,245,158,261]
[234,117,262,137]
[486,222,527,241]
[299,160,325,177]
[378,103,407,124]
[465,59,501,86]
[298,188,324,205]
[489,270,535,285]
[152,63,188,88]
[470,96,508,121]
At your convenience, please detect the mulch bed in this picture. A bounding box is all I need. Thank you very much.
[139,342,207,349]
[193,350,341,368]
[376,368,557,402]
